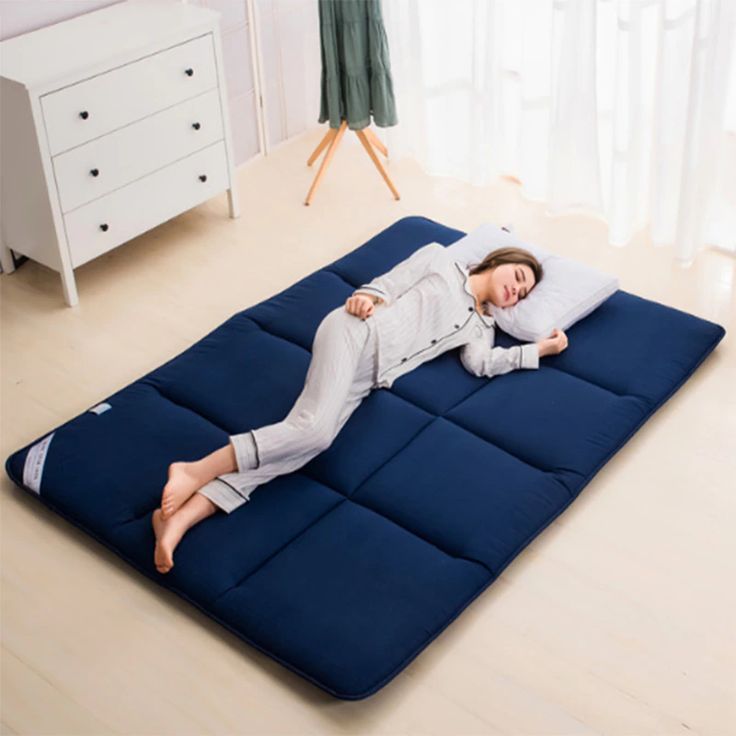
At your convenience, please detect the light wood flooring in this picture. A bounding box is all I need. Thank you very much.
[1,128,734,735]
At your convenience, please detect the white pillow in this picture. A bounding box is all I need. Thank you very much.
[445,223,620,342]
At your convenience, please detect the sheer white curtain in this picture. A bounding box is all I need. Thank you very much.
[382,0,736,266]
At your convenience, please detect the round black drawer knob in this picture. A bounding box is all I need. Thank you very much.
[431,339,437,344]
[99,223,109,232]
[79,110,89,120]
[192,122,201,130]
[185,68,194,77]
[90,168,99,177]
[401,357,407,362]
[454,324,460,329]
[199,174,207,182]
[468,306,474,312]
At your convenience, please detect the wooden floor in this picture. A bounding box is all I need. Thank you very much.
[2,128,734,735]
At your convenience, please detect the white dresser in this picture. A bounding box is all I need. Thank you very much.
[0,0,240,306]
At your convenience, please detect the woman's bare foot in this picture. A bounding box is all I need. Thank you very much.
[161,461,206,520]
[151,507,186,574]
[152,494,218,574]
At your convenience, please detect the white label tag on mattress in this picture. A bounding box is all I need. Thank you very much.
[89,402,111,415]
[23,432,55,495]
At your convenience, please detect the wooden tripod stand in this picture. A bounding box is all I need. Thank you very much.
[304,120,400,205]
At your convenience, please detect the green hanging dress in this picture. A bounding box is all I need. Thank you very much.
[318,0,398,131]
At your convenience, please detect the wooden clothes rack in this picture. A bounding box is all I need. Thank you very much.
[304,120,400,205]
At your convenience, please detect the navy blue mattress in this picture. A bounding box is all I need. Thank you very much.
[5,216,726,700]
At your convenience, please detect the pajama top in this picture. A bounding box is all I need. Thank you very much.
[353,241,540,389]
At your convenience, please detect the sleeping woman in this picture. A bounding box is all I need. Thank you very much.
[152,242,568,573]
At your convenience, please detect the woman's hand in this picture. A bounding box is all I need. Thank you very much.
[345,293,381,319]
[537,328,568,357]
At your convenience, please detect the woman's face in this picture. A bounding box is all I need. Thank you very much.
[489,263,536,307]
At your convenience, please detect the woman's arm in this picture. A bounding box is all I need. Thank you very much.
[352,242,445,307]
[460,328,568,378]
[460,341,540,378]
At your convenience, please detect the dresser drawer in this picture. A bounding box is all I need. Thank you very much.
[53,88,224,213]
[41,33,217,156]
[64,140,229,268]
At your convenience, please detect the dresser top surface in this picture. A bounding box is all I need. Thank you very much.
[0,0,219,90]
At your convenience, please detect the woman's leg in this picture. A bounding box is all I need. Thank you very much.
[160,444,238,519]
[152,492,217,574]
[160,308,375,517]
[198,308,378,513]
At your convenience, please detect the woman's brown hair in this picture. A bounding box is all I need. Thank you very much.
[468,247,544,297]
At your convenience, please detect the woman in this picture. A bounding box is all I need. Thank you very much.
[152,243,568,573]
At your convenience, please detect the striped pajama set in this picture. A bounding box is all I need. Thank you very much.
[198,242,540,513]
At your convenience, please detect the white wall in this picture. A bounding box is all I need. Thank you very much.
[255,0,321,151]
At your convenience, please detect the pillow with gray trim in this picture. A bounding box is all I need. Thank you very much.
[445,223,620,342]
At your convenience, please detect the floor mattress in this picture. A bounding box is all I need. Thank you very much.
[5,216,726,699]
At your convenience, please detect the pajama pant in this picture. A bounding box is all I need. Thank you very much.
[197,306,379,513]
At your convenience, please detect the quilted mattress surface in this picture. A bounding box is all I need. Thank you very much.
[5,216,726,700]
